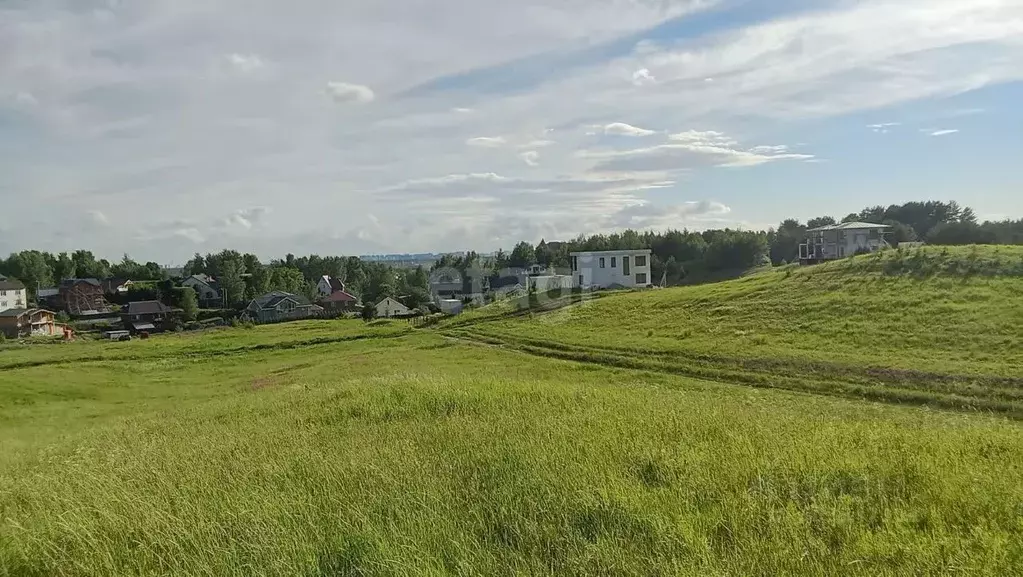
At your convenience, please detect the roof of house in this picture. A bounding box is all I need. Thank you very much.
[569,249,652,256]
[808,221,892,232]
[124,300,178,315]
[61,278,102,288]
[0,308,54,319]
[0,278,26,290]
[252,291,314,309]
[319,290,357,303]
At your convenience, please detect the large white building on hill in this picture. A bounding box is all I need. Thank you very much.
[570,249,653,289]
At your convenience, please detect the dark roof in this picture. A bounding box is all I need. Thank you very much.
[61,278,102,288]
[0,278,25,290]
[319,290,357,303]
[124,301,177,315]
[329,277,345,292]
[0,308,53,319]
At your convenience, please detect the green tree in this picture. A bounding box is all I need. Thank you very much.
[219,259,246,307]
[361,302,376,322]
[508,242,536,268]
[807,216,837,229]
[177,287,199,321]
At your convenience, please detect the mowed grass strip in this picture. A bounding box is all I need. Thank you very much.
[2,327,1023,576]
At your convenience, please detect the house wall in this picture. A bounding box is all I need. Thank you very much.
[376,299,410,318]
[182,278,219,302]
[571,250,652,288]
[0,288,26,311]
[317,278,333,297]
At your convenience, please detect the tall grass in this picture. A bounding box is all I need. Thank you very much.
[2,324,1023,575]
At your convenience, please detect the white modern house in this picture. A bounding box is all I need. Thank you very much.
[799,222,891,264]
[375,297,411,318]
[570,249,653,289]
[0,277,28,312]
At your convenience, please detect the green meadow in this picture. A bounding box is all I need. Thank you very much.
[3,246,1023,576]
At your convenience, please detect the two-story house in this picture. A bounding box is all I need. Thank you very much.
[0,277,28,312]
[799,222,891,264]
[181,274,221,307]
[570,249,653,289]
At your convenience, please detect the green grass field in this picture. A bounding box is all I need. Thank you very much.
[446,246,1023,417]
[3,246,1023,576]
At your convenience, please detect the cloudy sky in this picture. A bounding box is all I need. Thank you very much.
[2,0,1022,263]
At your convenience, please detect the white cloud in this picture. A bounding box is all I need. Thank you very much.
[173,228,206,244]
[226,53,264,73]
[520,140,556,148]
[604,122,657,136]
[519,150,540,167]
[87,210,109,226]
[466,136,507,147]
[325,82,375,104]
[868,122,901,134]
[1,0,1019,259]
[926,128,960,137]
[669,130,738,146]
[583,130,812,172]
[632,68,657,86]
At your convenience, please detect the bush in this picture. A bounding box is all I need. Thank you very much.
[0,333,6,344]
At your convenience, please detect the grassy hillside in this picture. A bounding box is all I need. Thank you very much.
[446,246,1023,416]
[2,321,1023,575]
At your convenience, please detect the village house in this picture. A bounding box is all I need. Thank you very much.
[799,222,891,264]
[571,249,653,289]
[244,291,323,323]
[316,275,347,298]
[57,278,112,316]
[0,277,28,312]
[0,308,57,338]
[181,274,221,306]
[375,297,411,318]
[121,301,180,333]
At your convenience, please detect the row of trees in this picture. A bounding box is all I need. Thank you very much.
[5,200,1022,303]
[181,250,432,309]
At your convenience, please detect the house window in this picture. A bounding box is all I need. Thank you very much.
[636,273,648,285]
[623,256,630,275]
[599,257,605,268]
[0,291,5,296]
[635,255,647,267]
[578,275,584,286]
[611,257,617,268]
[571,256,578,271]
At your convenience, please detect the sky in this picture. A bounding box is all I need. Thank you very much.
[1,0,1022,264]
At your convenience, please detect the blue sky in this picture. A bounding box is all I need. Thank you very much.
[1,0,1021,263]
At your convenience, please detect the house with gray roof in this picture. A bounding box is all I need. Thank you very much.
[799,222,892,264]
[244,291,324,323]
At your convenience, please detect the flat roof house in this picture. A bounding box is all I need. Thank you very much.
[799,222,891,264]
[570,249,653,289]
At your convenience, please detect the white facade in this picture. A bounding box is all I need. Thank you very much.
[570,250,653,289]
[375,297,411,318]
[527,275,574,292]
[317,275,334,298]
[0,287,27,312]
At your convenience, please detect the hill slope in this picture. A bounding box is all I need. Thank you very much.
[447,246,1023,416]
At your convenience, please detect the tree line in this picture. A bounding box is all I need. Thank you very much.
[3,200,1021,304]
